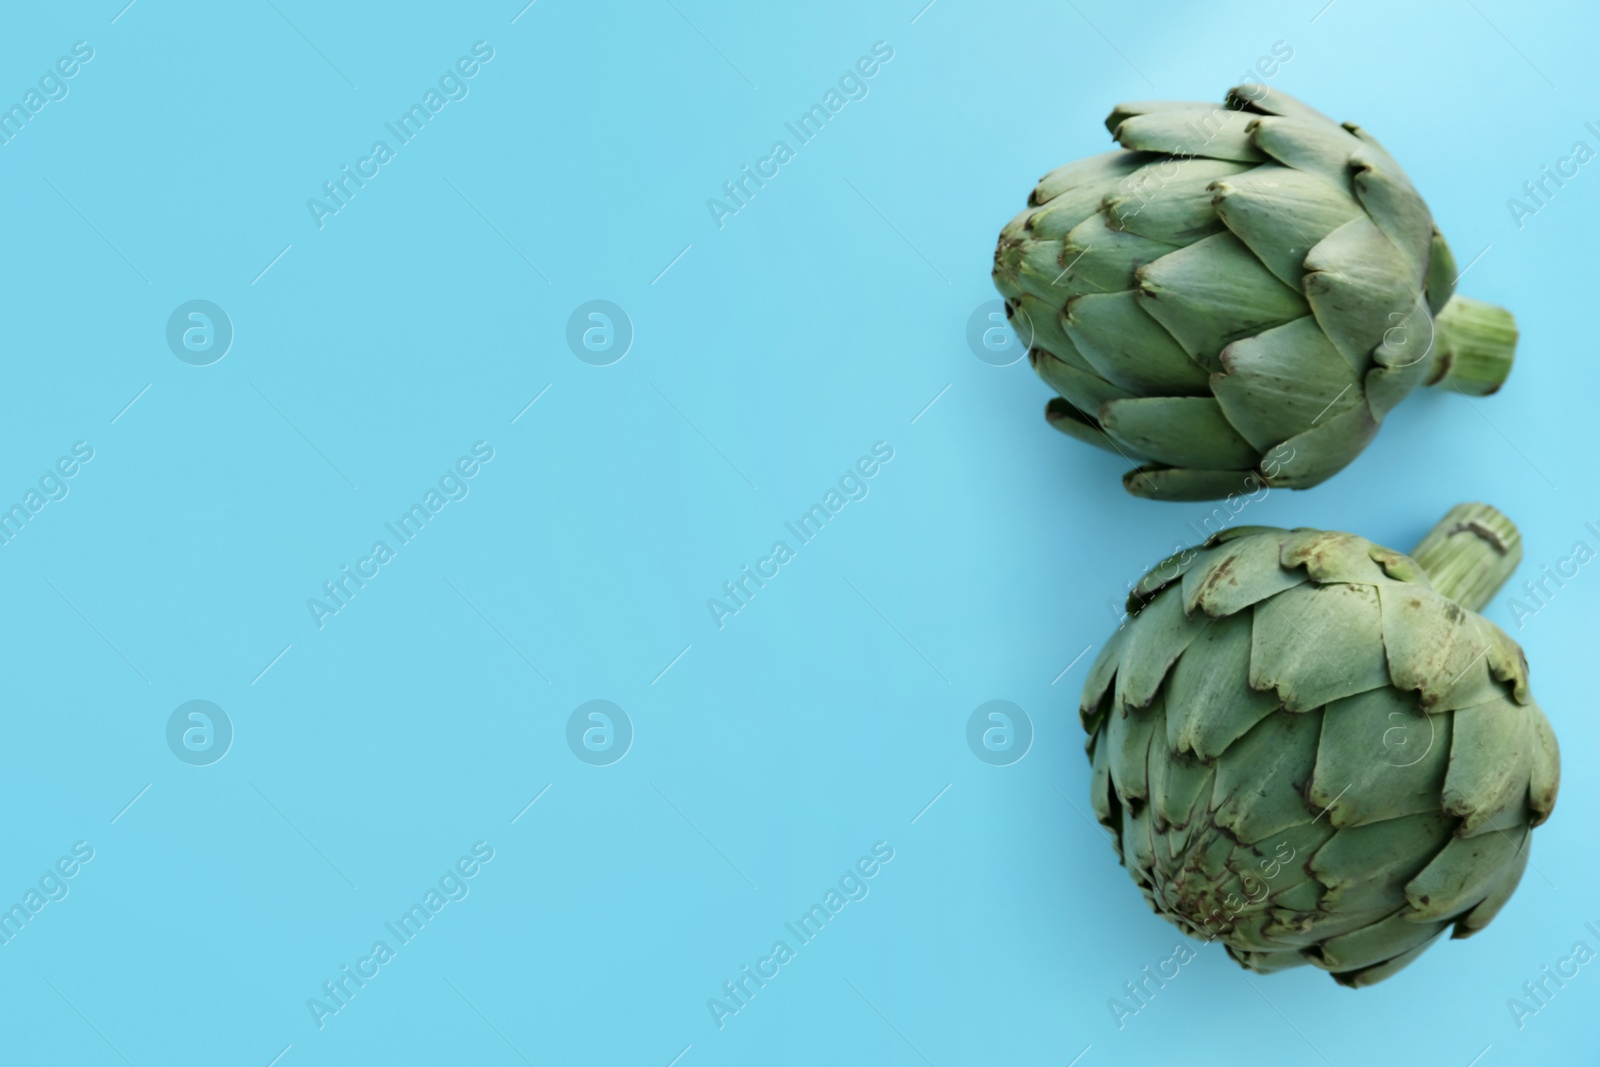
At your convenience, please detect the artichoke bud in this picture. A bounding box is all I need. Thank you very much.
[996,86,1519,501]
[1081,504,1559,986]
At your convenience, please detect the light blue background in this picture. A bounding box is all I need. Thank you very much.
[0,1,1594,1064]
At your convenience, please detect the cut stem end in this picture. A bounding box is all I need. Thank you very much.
[1409,503,1522,612]
[1426,296,1518,396]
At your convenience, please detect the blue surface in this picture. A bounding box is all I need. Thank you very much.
[0,1,1594,1064]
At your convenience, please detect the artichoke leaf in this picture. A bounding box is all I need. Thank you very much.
[1280,529,1389,586]
[1148,742,1216,835]
[1349,143,1434,283]
[1527,707,1560,825]
[1100,396,1261,471]
[1081,621,1131,725]
[1044,398,1126,456]
[1032,149,1149,207]
[1124,792,1159,882]
[1011,295,1085,367]
[997,235,1084,302]
[1257,399,1380,491]
[1226,817,1338,897]
[1122,465,1266,502]
[1165,608,1281,760]
[1064,292,1213,396]
[1115,586,1213,710]
[1441,693,1534,836]
[1485,622,1532,704]
[1089,721,1119,831]
[1105,693,1160,808]
[1106,100,1218,134]
[1425,228,1457,315]
[1311,909,1450,972]
[1404,825,1530,922]
[1363,301,1436,419]
[1453,834,1532,937]
[1211,707,1324,844]
[1211,316,1364,453]
[1135,232,1310,367]
[1226,84,1335,125]
[1377,584,1506,711]
[1303,215,1419,367]
[1032,343,1136,416]
[1227,944,1310,974]
[1113,108,1267,163]
[1062,212,1181,290]
[1310,811,1455,912]
[1332,933,1445,987]
[1131,543,1213,607]
[1250,581,1391,711]
[1105,157,1250,243]
[1183,530,1306,618]
[1309,688,1452,828]
[1211,165,1363,288]
[1245,115,1365,189]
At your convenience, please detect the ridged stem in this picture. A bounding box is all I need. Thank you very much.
[1426,296,1518,396]
[1410,504,1522,612]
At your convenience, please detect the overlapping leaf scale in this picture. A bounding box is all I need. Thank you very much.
[1210,164,1363,289]
[1181,527,1305,617]
[1250,580,1392,712]
[1030,149,1150,208]
[1121,465,1268,503]
[1245,114,1365,188]
[1405,824,1531,922]
[1100,397,1260,471]
[1441,692,1537,837]
[1081,621,1131,730]
[1030,345,1134,426]
[1257,400,1380,491]
[1454,835,1533,936]
[1364,300,1437,419]
[1164,609,1279,761]
[1134,232,1309,369]
[1088,726,1118,832]
[1065,292,1213,396]
[1309,811,1455,915]
[1310,910,1451,974]
[1112,107,1267,163]
[1104,695,1160,816]
[1010,294,1082,362]
[1129,542,1214,607]
[1376,583,1521,711]
[1225,84,1334,124]
[1527,709,1561,825]
[1148,742,1215,839]
[1043,398,1125,456]
[1425,228,1458,314]
[1113,586,1212,710]
[1064,213,1180,292]
[1302,215,1418,369]
[1210,317,1362,455]
[1334,935,1446,987]
[1279,529,1391,586]
[1210,707,1324,844]
[1104,157,1249,244]
[1308,688,1452,828]
[1349,139,1433,272]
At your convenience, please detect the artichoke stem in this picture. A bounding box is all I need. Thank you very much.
[1409,503,1522,612]
[1425,296,1518,396]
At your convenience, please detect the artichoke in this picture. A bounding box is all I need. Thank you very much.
[1080,504,1558,986]
[993,85,1519,501]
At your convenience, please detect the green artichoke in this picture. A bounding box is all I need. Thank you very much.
[993,85,1519,501]
[1081,504,1558,986]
